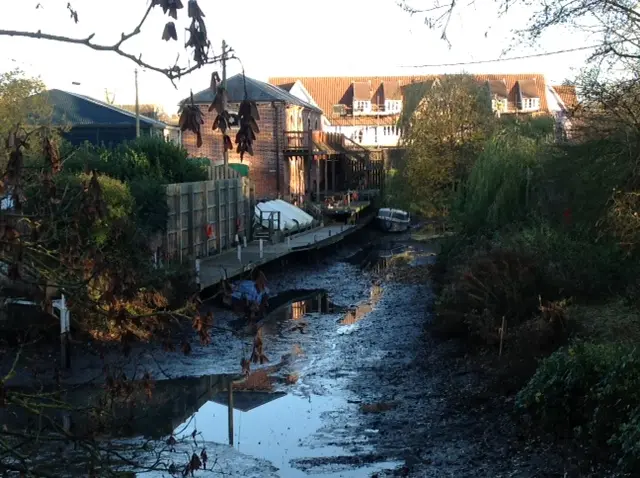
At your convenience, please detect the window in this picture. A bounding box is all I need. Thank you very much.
[522,98,540,110]
[354,100,370,112]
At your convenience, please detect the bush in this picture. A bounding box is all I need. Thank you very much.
[453,131,540,233]
[503,224,633,298]
[62,137,208,184]
[434,247,553,343]
[124,137,207,183]
[516,342,640,470]
[55,137,208,233]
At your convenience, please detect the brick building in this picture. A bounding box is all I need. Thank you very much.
[180,74,322,198]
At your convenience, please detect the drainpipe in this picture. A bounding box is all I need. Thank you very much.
[272,101,283,196]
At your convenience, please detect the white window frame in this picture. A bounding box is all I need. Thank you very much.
[522,97,540,111]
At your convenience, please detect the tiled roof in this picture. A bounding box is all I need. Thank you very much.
[42,89,167,128]
[381,80,402,101]
[487,80,508,99]
[352,81,372,101]
[269,74,560,125]
[551,85,578,109]
[472,74,549,111]
[516,79,538,99]
[184,74,321,113]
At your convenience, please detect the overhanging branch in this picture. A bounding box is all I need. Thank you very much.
[0,0,223,86]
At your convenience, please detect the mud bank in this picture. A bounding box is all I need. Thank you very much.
[1,229,578,477]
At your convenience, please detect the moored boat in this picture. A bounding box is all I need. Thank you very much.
[376,208,410,233]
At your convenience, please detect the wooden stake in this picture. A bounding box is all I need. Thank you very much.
[499,316,506,357]
[227,378,234,446]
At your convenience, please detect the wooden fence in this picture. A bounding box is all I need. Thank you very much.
[164,177,255,263]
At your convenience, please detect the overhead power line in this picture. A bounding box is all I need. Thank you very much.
[399,42,618,68]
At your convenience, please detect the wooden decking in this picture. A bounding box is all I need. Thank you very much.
[198,217,372,288]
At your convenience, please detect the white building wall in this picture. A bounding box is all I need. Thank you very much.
[545,85,573,140]
[281,80,401,147]
[324,124,401,148]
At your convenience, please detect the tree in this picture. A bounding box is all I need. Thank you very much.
[398,0,640,67]
[0,3,264,473]
[401,75,494,217]
[0,69,52,163]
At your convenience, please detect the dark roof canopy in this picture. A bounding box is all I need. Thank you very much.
[41,89,167,128]
[184,74,321,113]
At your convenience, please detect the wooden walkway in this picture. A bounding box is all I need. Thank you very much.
[198,218,372,288]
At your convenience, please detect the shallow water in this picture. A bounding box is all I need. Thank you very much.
[4,231,426,477]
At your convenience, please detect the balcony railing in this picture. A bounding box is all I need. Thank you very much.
[332,103,401,117]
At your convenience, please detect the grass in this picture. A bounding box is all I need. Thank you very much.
[569,299,640,345]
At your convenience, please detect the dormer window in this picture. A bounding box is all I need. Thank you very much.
[352,81,372,115]
[354,100,370,112]
[487,80,509,114]
[385,100,402,113]
[516,79,541,112]
[380,80,402,114]
[522,98,540,111]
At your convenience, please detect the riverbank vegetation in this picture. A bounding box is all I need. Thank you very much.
[13,135,206,343]
[400,71,640,472]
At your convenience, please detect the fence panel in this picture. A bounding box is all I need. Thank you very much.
[164,177,254,263]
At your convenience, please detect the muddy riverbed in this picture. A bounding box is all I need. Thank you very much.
[1,230,578,477]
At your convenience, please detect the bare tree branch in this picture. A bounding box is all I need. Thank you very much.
[0,1,223,86]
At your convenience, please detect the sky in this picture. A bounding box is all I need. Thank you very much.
[0,0,595,115]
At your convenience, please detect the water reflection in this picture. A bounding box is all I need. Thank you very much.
[266,290,338,322]
[175,392,351,478]
[339,284,382,326]
[1,373,244,441]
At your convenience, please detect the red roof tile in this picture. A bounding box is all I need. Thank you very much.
[269,74,558,125]
[352,81,372,101]
[551,85,579,109]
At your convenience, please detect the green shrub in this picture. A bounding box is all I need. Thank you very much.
[129,178,169,234]
[55,137,208,233]
[517,342,640,469]
[61,137,208,184]
[611,406,640,471]
[124,137,207,183]
[453,131,540,233]
[503,224,632,298]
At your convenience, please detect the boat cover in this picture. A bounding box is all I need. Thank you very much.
[255,200,314,231]
[231,280,270,304]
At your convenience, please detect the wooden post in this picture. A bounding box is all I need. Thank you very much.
[134,69,140,138]
[59,295,71,369]
[306,122,313,198]
[204,181,210,256]
[187,183,195,257]
[226,181,232,251]
[332,156,336,193]
[221,40,229,180]
[499,316,506,357]
[216,181,222,252]
[316,155,320,202]
[175,186,183,262]
[324,154,328,198]
[227,378,234,446]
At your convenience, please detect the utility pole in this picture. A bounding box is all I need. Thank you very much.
[221,39,228,180]
[135,68,140,138]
